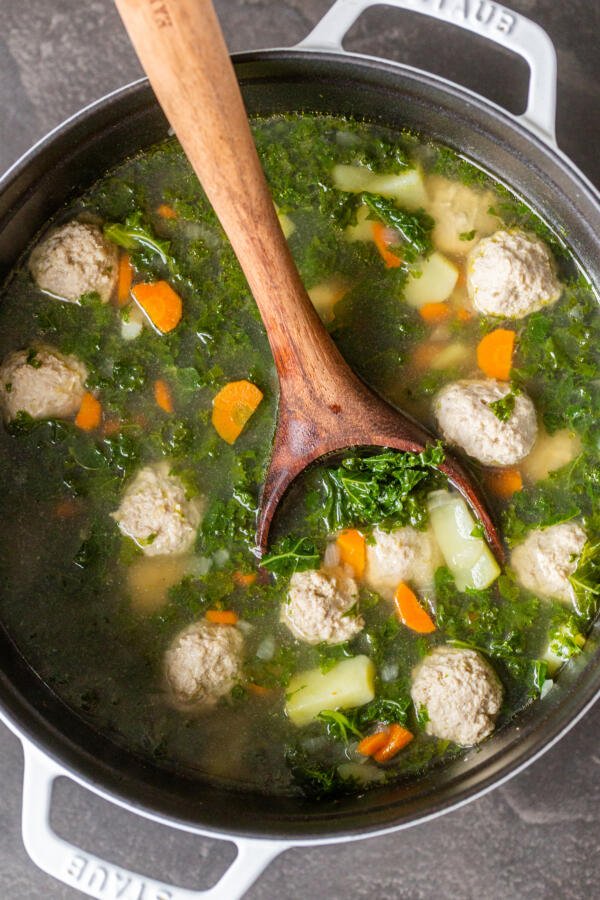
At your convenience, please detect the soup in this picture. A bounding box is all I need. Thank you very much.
[0,114,598,798]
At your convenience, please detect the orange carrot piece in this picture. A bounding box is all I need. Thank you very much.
[419,301,451,323]
[212,380,264,444]
[102,418,121,436]
[373,724,414,762]
[336,529,366,579]
[233,571,257,587]
[456,307,472,322]
[75,392,102,431]
[54,498,80,519]
[357,730,390,757]
[117,253,133,306]
[372,221,402,268]
[486,468,523,499]
[393,582,436,634]
[412,342,441,370]
[132,281,183,333]
[476,328,515,380]
[247,683,272,696]
[157,203,178,220]
[154,379,174,414]
[205,610,239,625]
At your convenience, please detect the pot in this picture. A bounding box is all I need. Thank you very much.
[1,2,599,898]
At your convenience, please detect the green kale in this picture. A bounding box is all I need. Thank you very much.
[104,211,172,265]
[547,616,586,662]
[320,445,445,532]
[317,641,353,672]
[317,709,363,742]
[488,387,520,422]
[262,536,320,576]
[285,747,349,799]
[459,230,476,242]
[429,145,490,187]
[363,193,434,259]
[355,694,410,729]
[569,540,600,620]
[416,705,430,728]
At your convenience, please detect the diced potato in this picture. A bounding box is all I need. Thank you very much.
[308,277,349,324]
[127,555,192,613]
[274,204,295,239]
[404,252,459,308]
[521,428,582,482]
[285,655,376,727]
[427,490,500,591]
[337,762,385,785]
[430,341,471,371]
[332,164,428,210]
[344,205,374,243]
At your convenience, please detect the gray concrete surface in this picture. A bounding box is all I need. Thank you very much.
[0,1,599,897]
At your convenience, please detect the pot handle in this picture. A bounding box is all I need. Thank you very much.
[296,0,557,145]
[20,740,284,900]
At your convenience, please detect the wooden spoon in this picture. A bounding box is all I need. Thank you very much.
[114,0,503,560]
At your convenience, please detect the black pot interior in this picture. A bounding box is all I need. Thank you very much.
[1,52,599,841]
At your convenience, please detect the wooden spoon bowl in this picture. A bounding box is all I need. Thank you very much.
[114,0,503,561]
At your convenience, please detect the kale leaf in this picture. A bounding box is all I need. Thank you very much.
[104,211,172,265]
[488,387,520,422]
[262,536,320,575]
[569,540,600,619]
[317,709,363,742]
[363,193,434,258]
[321,445,444,532]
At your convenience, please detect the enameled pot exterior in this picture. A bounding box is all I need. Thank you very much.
[0,2,599,898]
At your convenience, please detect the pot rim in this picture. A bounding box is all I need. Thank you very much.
[0,47,599,845]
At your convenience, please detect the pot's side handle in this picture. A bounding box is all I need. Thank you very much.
[20,741,284,900]
[296,0,557,146]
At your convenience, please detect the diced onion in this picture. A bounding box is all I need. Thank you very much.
[256,635,276,661]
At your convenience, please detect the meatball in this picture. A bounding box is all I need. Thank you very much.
[467,229,562,318]
[281,566,363,645]
[0,345,87,423]
[511,522,586,605]
[434,379,538,467]
[29,220,118,303]
[112,462,202,556]
[411,646,503,746]
[364,526,441,600]
[426,175,498,256]
[164,620,243,708]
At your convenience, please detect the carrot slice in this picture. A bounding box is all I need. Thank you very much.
[102,418,121,436]
[233,571,257,587]
[157,203,178,220]
[476,328,515,380]
[247,683,272,696]
[132,281,182,333]
[205,610,239,625]
[154,379,174,413]
[357,730,390,757]
[412,342,441,370]
[117,253,133,306]
[54,498,80,519]
[372,221,402,268]
[75,392,102,431]
[419,301,451,323]
[393,582,436,634]
[373,724,414,762]
[486,467,523,499]
[212,380,263,444]
[336,529,366,579]
[456,307,472,322]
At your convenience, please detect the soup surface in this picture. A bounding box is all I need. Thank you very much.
[0,114,598,798]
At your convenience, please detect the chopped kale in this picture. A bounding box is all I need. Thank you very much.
[488,387,520,421]
[363,193,434,259]
[262,536,320,576]
[317,709,363,742]
[320,445,445,533]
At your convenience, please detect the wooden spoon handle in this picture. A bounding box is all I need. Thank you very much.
[114,0,342,391]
